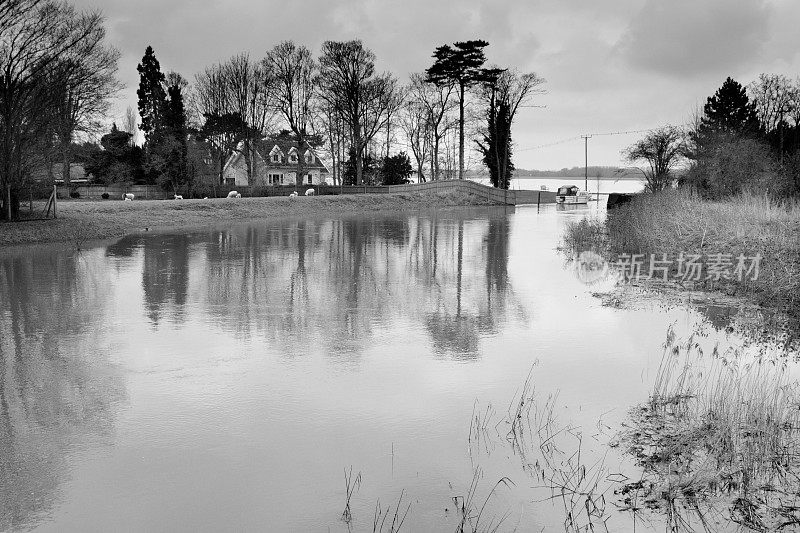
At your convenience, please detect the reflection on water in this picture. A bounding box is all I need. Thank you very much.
[126,209,526,359]
[0,205,770,531]
[0,250,125,531]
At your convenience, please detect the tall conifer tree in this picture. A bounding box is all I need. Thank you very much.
[426,40,491,180]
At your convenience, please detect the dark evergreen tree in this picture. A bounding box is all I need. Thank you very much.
[343,148,376,185]
[160,80,189,192]
[425,40,491,180]
[476,99,514,189]
[137,46,168,184]
[137,46,167,140]
[82,123,144,184]
[699,77,760,137]
[380,152,413,185]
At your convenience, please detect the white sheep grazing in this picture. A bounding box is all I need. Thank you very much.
[289,191,298,198]
[235,193,242,198]
[174,194,183,200]
[227,190,239,198]
[305,188,315,196]
[122,193,134,201]
[124,197,132,202]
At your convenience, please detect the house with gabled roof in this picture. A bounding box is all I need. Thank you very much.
[222,137,329,187]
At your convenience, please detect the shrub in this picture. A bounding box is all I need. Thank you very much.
[683,133,792,199]
[101,192,110,199]
[69,191,80,199]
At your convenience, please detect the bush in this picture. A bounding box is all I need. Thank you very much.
[101,192,110,199]
[69,191,80,199]
[683,133,792,199]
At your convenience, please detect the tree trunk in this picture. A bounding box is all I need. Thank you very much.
[62,142,72,186]
[433,134,441,180]
[458,83,465,180]
[354,124,363,186]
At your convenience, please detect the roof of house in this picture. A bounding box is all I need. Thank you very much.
[225,138,329,173]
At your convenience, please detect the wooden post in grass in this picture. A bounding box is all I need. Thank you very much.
[53,185,57,218]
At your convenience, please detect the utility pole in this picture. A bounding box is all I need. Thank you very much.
[581,134,592,192]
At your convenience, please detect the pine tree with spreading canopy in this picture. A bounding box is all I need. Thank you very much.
[425,40,490,180]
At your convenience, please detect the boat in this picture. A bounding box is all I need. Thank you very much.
[556,184,590,204]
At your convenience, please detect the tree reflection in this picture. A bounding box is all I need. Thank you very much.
[141,235,191,326]
[0,250,124,531]
[193,208,527,359]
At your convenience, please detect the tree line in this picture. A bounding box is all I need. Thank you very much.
[623,75,800,198]
[0,1,547,219]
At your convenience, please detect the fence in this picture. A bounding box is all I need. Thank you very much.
[57,180,556,205]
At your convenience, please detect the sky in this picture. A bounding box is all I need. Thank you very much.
[73,0,800,170]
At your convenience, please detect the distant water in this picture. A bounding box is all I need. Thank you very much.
[470,176,644,194]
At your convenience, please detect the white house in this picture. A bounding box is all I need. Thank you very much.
[222,138,329,187]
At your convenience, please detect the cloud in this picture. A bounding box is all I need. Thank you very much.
[618,0,771,78]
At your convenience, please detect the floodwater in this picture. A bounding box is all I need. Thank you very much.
[470,176,645,195]
[0,204,781,531]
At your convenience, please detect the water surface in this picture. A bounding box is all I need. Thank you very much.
[0,205,766,531]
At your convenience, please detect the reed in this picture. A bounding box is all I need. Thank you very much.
[341,466,362,525]
[620,327,800,530]
[372,490,410,533]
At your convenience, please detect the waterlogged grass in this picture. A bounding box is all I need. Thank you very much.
[618,327,800,531]
[563,190,800,319]
[0,190,498,247]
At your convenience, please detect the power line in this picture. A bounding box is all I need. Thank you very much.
[519,123,692,152]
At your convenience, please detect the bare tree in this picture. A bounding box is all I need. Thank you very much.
[50,35,120,185]
[123,106,139,145]
[263,41,317,186]
[317,40,398,185]
[192,63,237,183]
[622,126,688,192]
[749,74,793,133]
[398,95,431,182]
[317,99,346,185]
[193,55,273,184]
[223,54,273,184]
[405,73,457,181]
[1,0,117,220]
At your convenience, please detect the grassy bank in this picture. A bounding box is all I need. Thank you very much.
[0,190,498,248]
[564,190,800,318]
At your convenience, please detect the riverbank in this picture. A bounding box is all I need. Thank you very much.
[565,190,800,324]
[0,190,499,247]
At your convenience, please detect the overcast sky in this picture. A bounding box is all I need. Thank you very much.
[74,0,800,170]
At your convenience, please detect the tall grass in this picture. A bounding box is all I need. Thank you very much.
[564,189,800,318]
[622,327,800,530]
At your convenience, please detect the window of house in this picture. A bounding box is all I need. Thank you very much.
[307,174,313,184]
[271,154,280,163]
[290,154,298,163]
[268,173,282,185]
[305,153,314,163]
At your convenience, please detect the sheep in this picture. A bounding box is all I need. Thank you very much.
[226,190,239,198]
[236,193,241,198]
[305,188,315,196]
[174,194,183,200]
[122,193,134,201]
[124,197,132,202]
[289,191,298,198]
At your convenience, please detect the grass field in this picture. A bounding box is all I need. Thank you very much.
[0,190,498,248]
